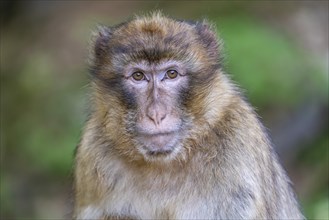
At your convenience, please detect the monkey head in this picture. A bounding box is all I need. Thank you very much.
[90,12,223,163]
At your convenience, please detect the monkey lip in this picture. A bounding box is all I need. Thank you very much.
[146,148,173,156]
[140,131,176,137]
[138,132,179,156]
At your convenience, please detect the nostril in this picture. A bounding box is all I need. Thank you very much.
[147,113,156,123]
[160,114,166,122]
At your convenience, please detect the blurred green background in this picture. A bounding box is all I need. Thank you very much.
[1,1,328,219]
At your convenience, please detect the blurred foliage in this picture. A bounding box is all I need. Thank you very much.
[297,135,329,219]
[2,54,85,176]
[218,15,327,107]
[1,1,328,219]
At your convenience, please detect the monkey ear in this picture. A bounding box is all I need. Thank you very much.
[194,21,222,62]
[92,25,112,62]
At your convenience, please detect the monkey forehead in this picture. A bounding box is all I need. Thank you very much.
[109,15,204,64]
[115,13,197,43]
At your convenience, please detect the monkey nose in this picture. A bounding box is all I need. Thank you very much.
[146,107,167,126]
[147,112,166,126]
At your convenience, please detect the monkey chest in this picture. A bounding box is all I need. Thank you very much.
[100,176,217,219]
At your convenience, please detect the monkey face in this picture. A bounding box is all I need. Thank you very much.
[121,60,189,160]
[91,13,221,162]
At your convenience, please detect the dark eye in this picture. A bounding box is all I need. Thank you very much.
[132,71,145,81]
[166,70,178,79]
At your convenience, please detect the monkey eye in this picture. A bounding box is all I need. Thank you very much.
[166,70,178,79]
[132,71,145,81]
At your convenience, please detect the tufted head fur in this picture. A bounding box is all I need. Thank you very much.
[87,12,234,164]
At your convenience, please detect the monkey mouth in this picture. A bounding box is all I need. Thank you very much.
[146,148,173,156]
[137,132,179,157]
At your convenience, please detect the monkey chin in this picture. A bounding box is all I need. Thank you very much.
[136,132,182,162]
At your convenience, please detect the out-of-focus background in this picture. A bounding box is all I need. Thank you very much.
[1,1,328,219]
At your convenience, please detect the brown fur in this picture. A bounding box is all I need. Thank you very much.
[74,12,304,219]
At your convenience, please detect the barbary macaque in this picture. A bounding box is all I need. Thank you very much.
[74,12,304,219]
